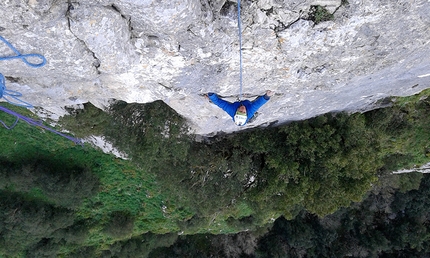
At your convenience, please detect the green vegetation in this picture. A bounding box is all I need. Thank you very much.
[0,88,429,256]
[308,5,334,25]
[234,112,380,217]
[159,172,430,257]
[0,103,190,256]
[365,94,430,171]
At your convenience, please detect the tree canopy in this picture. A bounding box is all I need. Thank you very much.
[0,88,428,256]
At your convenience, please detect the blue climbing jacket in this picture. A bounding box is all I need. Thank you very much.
[208,93,270,125]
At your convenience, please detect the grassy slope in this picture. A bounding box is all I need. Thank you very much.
[0,104,192,256]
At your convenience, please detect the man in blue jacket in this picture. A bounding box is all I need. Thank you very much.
[206,90,273,126]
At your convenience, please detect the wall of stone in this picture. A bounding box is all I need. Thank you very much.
[1,0,429,134]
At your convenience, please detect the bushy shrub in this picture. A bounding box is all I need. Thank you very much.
[308,5,334,24]
[0,191,75,255]
[103,211,135,238]
[107,233,178,258]
[0,156,99,209]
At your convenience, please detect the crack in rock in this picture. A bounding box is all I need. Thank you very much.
[66,1,101,74]
[110,4,135,39]
[65,1,138,74]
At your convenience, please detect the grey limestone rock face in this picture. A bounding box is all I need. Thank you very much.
[67,3,138,74]
[0,0,429,135]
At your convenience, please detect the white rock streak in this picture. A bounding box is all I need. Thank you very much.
[392,163,430,174]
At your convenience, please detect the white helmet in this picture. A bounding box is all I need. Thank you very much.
[234,113,247,126]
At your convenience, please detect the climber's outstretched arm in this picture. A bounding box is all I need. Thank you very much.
[247,90,272,115]
[207,93,237,118]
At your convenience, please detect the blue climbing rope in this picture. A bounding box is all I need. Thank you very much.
[0,74,34,108]
[0,35,46,68]
[237,0,243,101]
[0,35,47,108]
[0,105,83,145]
[0,36,81,145]
[0,108,19,129]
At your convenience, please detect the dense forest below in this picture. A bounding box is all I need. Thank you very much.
[0,88,428,257]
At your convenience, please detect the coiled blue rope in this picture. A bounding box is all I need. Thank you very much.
[0,35,47,68]
[0,35,47,108]
[237,0,243,101]
[0,74,34,108]
[0,36,81,145]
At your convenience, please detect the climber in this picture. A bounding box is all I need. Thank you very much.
[205,90,273,126]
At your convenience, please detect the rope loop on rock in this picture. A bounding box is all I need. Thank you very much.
[0,35,47,108]
[0,35,47,68]
[237,0,243,101]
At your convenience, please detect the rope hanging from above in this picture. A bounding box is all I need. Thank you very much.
[0,35,47,108]
[237,0,243,101]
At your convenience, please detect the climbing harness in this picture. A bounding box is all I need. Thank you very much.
[0,36,82,145]
[237,0,243,101]
[0,35,46,108]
